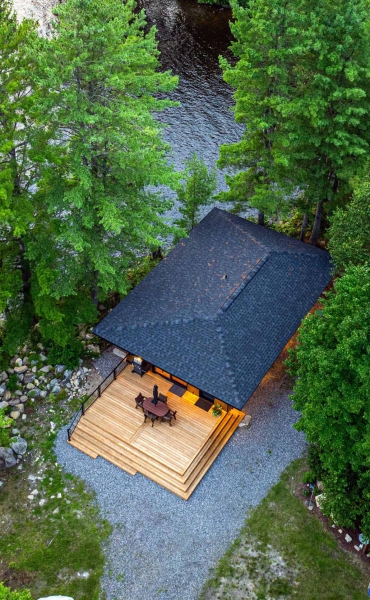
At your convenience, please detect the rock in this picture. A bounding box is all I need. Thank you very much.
[14,390,23,396]
[87,344,100,354]
[0,372,8,382]
[53,508,59,515]
[238,414,252,428]
[354,545,360,551]
[338,529,343,533]
[39,390,48,398]
[40,365,53,373]
[10,411,20,420]
[37,596,74,600]
[14,365,27,374]
[31,361,38,367]
[63,370,72,381]
[55,365,66,374]
[7,368,14,374]
[0,384,6,397]
[20,395,28,402]
[315,493,326,510]
[39,353,47,362]
[10,438,27,455]
[12,428,20,435]
[345,534,353,543]
[317,481,325,492]
[21,414,27,421]
[85,333,94,340]
[0,401,9,409]
[4,391,12,402]
[39,498,46,506]
[27,494,34,500]
[15,403,24,412]
[32,366,37,373]
[51,385,61,394]
[15,358,23,367]
[22,356,29,365]
[28,389,40,398]
[50,378,59,387]
[0,447,17,468]
[26,383,35,390]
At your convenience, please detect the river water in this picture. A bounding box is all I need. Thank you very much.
[137,0,244,217]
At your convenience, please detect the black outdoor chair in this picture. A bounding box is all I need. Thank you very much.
[135,392,145,411]
[158,393,168,404]
[144,409,157,427]
[161,409,177,426]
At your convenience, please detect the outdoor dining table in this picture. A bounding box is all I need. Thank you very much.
[143,397,170,419]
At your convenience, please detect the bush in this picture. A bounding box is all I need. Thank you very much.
[7,373,18,392]
[47,340,83,369]
[302,470,316,484]
[0,408,12,447]
[0,583,33,600]
[307,444,324,481]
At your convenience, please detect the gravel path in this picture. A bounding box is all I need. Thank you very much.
[55,355,306,600]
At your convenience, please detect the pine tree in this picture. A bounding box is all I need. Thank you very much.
[175,153,217,232]
[28,0,178,350]
[219,0,370,243]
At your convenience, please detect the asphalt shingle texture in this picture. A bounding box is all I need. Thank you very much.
[94,208,332,409]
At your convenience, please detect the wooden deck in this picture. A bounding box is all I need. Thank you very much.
[69,364,244,499]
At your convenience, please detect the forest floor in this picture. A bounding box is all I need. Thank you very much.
[199,459,370,600]
[0,364,110,600]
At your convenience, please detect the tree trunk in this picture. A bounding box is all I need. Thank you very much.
[299,213,308,242]
[257,210,265,226]
[309,201,324,246]
[91,270,99,307]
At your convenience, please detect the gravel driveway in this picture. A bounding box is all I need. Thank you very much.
[55,358,306,600]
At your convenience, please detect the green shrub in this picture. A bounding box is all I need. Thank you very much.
[0,583,33,600]
[302,470,316,484]
[47,340,83,369]
[307,444,325,481]
[7,373,18,392]
[0,408,12,447]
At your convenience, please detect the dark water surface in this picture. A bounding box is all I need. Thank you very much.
[137,0,244,214]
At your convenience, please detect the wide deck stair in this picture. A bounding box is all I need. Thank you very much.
[69,367,244,500]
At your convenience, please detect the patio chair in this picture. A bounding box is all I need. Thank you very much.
[158,393,168,404]
[161,410,177,426]
[144,409,157,427]
[135,392,145,411]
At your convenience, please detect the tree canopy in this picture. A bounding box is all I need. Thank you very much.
[287,265,370,536]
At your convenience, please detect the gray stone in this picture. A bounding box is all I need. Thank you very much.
[14,358,23,367]
[85,333,94,340]
[7,368,14,374]
[31,366,37,373]
[87,344,100,354]
[50,378,59,387]
[21,413,27,421]
[10,438,27,455]
[26,383,35,390]
[39,353,47,362]
[0,447,17,468]
[15,403,24,412]
[20,395,28,402]
[22,356,29,365]
[55,365,66,374]
[10,411,20,420]
[317,481,325,492]
[40,365,53,373]
[14,365,27,374]
[345,534,353,543]
[12,429,20,435]
[28,389,40,398]
[0,385,6,396]
[354,545,360,551]
[14,390,23,396]
[4,391,12,401]
[51,385,61,394]
[39,390,48,399]
[0,401,9,410]
[0,372,8,382]
[37,343,45,351]
[238,414,252,428]
[64,370,72,381]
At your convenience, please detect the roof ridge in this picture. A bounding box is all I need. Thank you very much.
[120,314,217,332]
[223,212,270,254]
[218,253,270,313]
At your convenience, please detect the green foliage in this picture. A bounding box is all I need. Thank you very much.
[287,266,370,536]
[329,176,370,271]
[175,153,217,232]
[272,210,307,239]
[6,374,18,392]
[47,339,84,369]
[0,583,33,600]
[0,301,34,358]
[0,408,12,447]
[127,255,162,293]
[302,471,316,484]
[219,0,370,241]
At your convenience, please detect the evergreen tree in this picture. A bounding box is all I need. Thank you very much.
[28,0,178,350]
[287,265,370,536]
[219,0,370,243]
[175,153,217,232]
[0,1,39,354]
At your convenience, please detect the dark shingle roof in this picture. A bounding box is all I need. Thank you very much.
[94,208,332,409]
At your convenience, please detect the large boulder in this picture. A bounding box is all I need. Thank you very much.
[10,437,27,456]
[0,447,17,468]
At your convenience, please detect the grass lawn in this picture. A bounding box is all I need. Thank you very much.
[200,459,369,600]
[0,394,111,600]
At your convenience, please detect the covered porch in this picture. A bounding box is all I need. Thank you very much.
[69,362,244,499]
